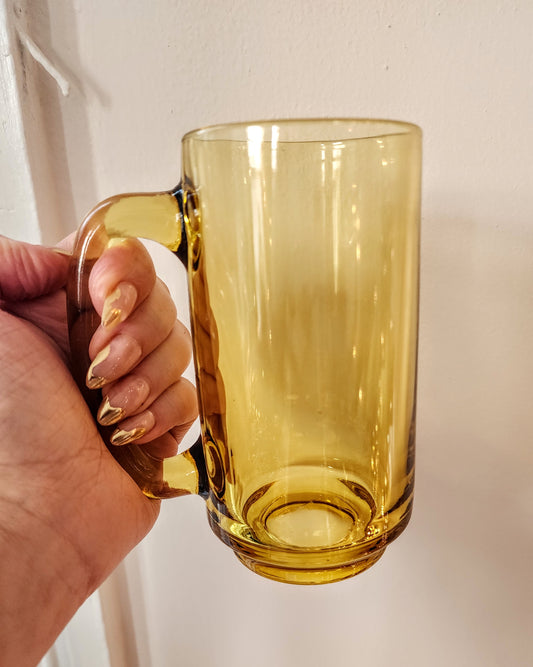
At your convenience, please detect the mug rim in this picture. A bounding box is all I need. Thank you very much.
[182,117,422,144]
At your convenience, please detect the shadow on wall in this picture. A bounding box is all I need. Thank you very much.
[418,205,532,454]
[16,0,107,242]
[415,204,533,660]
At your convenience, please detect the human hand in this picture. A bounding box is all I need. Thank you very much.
[0,235,197,666]
[85,237,197,455]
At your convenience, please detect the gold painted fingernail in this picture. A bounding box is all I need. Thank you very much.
[97,395,125,426]
[86,344,111,389]
[110,426,146,446]
[101,282,138,330]
[106,237,131,249]
[102,286,123,329]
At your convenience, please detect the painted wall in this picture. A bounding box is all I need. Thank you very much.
[13,1,533,665]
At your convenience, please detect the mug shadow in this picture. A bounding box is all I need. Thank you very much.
[415,208,533,653]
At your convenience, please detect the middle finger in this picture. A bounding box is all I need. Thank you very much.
[87,277,177,387]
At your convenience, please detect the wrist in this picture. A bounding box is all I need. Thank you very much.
[0,495,92,667]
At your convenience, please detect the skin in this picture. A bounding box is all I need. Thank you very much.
[0,235,198,667]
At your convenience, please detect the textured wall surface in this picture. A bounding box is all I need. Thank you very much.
[9,1,533,665]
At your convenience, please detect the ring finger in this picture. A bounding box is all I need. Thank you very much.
[97,322,193,425]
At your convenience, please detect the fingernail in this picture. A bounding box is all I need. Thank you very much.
[97,395,125,426]
[86,335,142,388]
[110,410,155,446]
[110,426,147,446]
[97,377,150,425]
[86,345,111,389]
[101,282,138,329]
[106,237,131,249]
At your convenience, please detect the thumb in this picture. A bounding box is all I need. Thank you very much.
[0,236,70,303]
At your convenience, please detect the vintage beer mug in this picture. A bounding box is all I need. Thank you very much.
[68,119,422,584]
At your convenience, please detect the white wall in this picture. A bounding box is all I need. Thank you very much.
[7,1,533,665]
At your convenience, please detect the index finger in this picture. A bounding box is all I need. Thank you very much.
[88,238,157,325]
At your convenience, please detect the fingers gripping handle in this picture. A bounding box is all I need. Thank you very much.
[67,188,207,499]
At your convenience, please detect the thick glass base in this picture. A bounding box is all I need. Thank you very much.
[235,547,386,585]
[207,494,412,585]
[206,466,413,585]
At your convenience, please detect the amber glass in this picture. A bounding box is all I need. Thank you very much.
[68,119,422,584]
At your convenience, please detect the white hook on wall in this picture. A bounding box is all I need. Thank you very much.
[12,1,70,96]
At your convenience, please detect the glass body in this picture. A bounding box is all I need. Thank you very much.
[69,119,422,584]
[182,120,421,582]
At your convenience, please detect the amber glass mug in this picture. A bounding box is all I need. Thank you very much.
[68,119,422,584]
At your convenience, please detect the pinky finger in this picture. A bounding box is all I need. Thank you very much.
[139,425,198,461]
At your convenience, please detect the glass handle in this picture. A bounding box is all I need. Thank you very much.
[66,187,208,499]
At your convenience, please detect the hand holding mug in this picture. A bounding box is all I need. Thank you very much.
[0,235,195,664]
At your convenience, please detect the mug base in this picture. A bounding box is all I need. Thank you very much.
[235,547,386,585]
[206,471,413,585]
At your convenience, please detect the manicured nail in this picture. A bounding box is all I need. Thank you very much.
[86,335,142,389]
[101,282,138,329]
[110,410,155,446]
[110,426,147,446]
[86,345,111,389]
[97,377,150,425]
[97,395,125,426]
[107,237,131,249]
